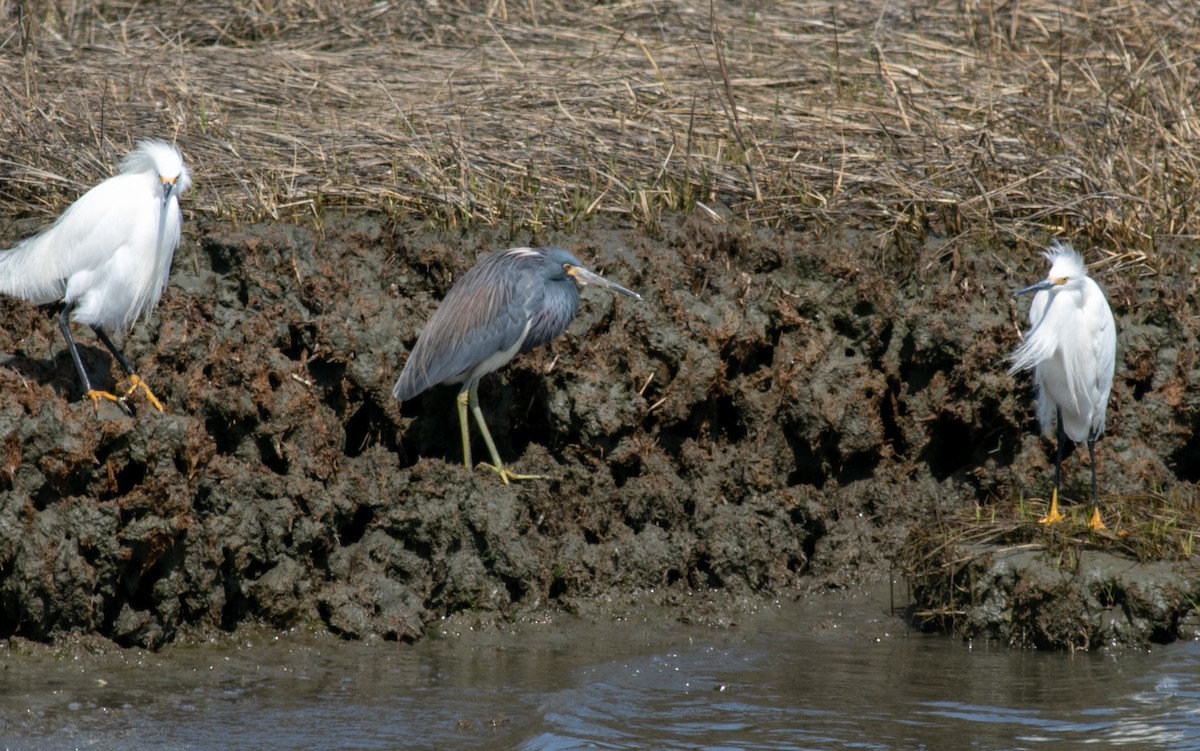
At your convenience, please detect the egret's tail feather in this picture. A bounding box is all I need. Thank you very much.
[0,237,67,305]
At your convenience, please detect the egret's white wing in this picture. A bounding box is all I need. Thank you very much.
[0,172,147,304]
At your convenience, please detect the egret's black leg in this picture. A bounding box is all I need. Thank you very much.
[1086,435,1106,531]
[467,380,544,485]
[59,306,131,416]
[1039,407,1067,525]
[60,305,92,393]
[1055,408,1066,495]
[91,326,136,376]
[91,325,163,412]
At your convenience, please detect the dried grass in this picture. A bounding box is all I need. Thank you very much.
[900,489,1200,588]
[897,489,1200,639]
[1,0,1198,258]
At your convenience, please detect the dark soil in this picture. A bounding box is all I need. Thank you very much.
[0,212,1196,649]
[910,541,1200,651]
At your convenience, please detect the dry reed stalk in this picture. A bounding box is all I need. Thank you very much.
[0,0,1196,262]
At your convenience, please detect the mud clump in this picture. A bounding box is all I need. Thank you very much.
[903,537,1200,650]
[0,213,1195,649]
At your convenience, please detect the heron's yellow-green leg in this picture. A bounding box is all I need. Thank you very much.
[467,381,544,485]
[456,388,473,470]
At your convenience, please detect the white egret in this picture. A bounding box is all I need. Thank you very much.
[0,140,190,413]
[1009,240,1116,530]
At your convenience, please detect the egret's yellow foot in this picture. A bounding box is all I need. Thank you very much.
[121,374,165,412]
[478,462,546,485]
[1087,506,1107,532]
[1039,488,1066,525]
[85,389,122,407]
[85,389,132,416]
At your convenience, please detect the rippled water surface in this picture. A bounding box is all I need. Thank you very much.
[4,587,1199,750]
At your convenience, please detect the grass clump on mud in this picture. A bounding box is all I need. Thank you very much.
[0,1,1199,650]
[899,491,1200,649]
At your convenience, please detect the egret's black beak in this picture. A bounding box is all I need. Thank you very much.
[154,177,178,256]
[568,265,641,301]
[1012,279,1056,299]
[160,177,177,209]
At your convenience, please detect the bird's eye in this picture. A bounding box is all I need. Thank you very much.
[1053,276,1069,285]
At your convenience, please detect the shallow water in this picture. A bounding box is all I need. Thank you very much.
[3,587,1199,750]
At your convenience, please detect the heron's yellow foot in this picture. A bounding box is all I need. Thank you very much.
[120,374,165,412]
[1087,506,1107,532]
[477,462,547,485]
[1038,488,1066,525]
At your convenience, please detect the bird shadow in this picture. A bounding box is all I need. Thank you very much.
[0,345,123,405]
[397,379,548,471]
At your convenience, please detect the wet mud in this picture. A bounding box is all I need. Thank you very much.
[0,212,1196,649]
[906,541,1200,651]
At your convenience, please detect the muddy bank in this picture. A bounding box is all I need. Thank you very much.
[905,539,1200,651]
[0,213,1196,648]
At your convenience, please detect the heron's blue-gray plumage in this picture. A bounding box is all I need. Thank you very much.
[521,259,579,354]
[393,247,583,401]
[392,245,639,481]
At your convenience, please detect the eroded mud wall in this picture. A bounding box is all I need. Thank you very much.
[0,214,1189,645]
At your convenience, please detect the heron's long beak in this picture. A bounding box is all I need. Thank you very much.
[569,266,641,301]
[1012,279,1055,298]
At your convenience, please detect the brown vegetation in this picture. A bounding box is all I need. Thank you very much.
[2,0,1197,257]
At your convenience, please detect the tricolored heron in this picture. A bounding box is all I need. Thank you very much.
[1009,240,1116,530]
[393,246,640,483]
[0,140,190,414]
